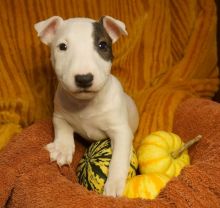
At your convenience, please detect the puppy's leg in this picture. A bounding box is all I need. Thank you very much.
[46,115,75,167]
[104,126,133,197]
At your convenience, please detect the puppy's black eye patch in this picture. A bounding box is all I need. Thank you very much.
[58,43,67,51]
[93,20,113,62]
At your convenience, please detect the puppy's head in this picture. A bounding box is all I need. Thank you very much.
[34,16,127,100]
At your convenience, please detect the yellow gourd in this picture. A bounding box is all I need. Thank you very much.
[123,131,201,199]
[137,131,201,178]
[123,173,170,199]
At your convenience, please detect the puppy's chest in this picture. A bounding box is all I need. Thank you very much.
[63,110,109,141]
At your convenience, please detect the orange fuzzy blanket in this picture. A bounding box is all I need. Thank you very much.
[0,98,219,207]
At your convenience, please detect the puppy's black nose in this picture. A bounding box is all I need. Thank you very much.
[75,73,94,88]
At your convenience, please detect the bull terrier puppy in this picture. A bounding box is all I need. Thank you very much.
[34,16,139,197]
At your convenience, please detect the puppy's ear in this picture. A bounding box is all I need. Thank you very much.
[34,16,63,45]
[101,16,128,43]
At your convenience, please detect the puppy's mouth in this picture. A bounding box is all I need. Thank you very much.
[77,89,96,93]
[59,79,106,100]
[60,82,96,94]
[71,89,97,100]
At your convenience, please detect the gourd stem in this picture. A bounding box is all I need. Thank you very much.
[171,135,202,159]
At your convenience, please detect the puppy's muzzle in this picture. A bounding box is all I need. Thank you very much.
[75,73,94,88]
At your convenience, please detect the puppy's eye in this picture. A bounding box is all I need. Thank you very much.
[58,43,67,51]
[98,41,108,51]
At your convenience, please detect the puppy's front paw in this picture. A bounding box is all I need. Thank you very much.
[46,141,75,167]
[103,177,126,197]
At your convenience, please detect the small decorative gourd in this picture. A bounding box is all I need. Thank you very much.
[123,131,201,199]
[77,138,138,194]
[137,131,201,178]
[123,173,170,199]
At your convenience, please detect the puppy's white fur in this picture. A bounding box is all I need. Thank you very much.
[35,16,139,197]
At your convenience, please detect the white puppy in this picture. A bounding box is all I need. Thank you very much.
[34,16,139,197]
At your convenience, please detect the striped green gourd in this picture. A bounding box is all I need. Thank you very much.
[77,138,138,194]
